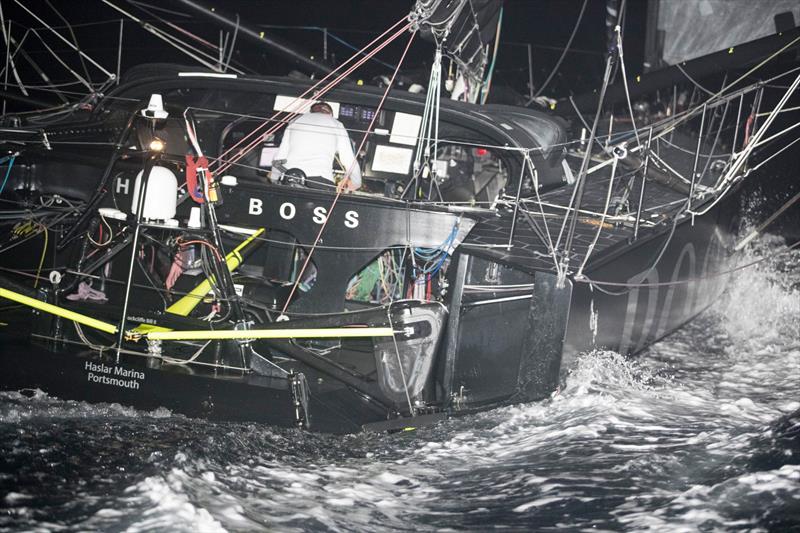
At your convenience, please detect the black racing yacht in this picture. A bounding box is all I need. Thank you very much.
[0,0,798,432]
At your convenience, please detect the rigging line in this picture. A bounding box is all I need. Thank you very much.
[753,120,800,148]
[44,0,92,85]
[28,29,92,91]
[568,96,613,155]
[646,150,692,184]
[696,71,800,213]
[280,30,418,316]
[386,302,415,416]
[698,98,730,185]
[578,199,687,296]
[219,20,410,170]
[756,104,800,117]
[749,133,800,173]
[576,156,618,277]
[675,63,714,96]
[656,134,731,158]
[12,0,113,78]
[523,153,561,275]
[519,209,556,261]
[654,33,800,145]
[127,0,192,18]
[223,14,239,72]
[128,0,219,51]
[213,18,410,174]
[735,190,800,251]
[411,45,444,200]
[212,16,409,165]
[255,24,400,70]
[142,20,234,71]
[0,27,29,80]
[684,180,736,218]
[74,322,114,352]
[532,0,588,99]
[5,80,88,90]
[317,29,398,70]
[555,51,617,278]
[581,239,800,292]
[516,198,643,223]
[616,24,640,146]
[0,5,28,97]
[99,0,233,74]
[480,5,503,105]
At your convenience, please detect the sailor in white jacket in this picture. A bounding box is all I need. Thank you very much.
[270,102,362,191]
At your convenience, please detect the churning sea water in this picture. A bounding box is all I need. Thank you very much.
[1,236,798,532]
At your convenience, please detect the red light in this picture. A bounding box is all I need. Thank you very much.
[474,148,488,157]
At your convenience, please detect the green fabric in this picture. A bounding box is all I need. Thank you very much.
[353,261,382,301]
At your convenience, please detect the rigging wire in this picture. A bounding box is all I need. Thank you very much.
[43,0,93,85]
[580,238,800,294]
[280,29,419,316]
[479,5,503,105]
[531,0,588,99]
[616,25,640,146]
[575,155,619,277]
[212,16,411,174]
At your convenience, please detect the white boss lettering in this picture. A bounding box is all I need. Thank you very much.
[248,198,263,215]
[312,206,328,224]
[279,202,296,220]
[344,210,359,228]
[116,177,130,195]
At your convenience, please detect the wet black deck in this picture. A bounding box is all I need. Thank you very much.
[463,133,727,274]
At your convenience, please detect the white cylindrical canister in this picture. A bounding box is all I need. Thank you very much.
[131,166,178,220]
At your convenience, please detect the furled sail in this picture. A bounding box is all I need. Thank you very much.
[411,0,503,102]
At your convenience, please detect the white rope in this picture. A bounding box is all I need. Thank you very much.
[690,71,800,217]
[522,153,563,277]
[753,120,800,148]
[576,156,618,276]
[616,25,640,146]
[29,29,92,91]
[749,133,800,173]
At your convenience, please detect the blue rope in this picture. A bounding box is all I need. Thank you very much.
[414,222,459,276]
[0,155,16,196]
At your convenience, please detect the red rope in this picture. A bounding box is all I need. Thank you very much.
[215,22,411,175]
[179,239,223,262]
[280,30,418,315]
[212,16,410,173]
[744,113,754,148]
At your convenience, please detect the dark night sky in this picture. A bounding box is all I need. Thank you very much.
[2,0,648,105]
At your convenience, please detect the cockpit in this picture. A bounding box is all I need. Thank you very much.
[132,84,517,205]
